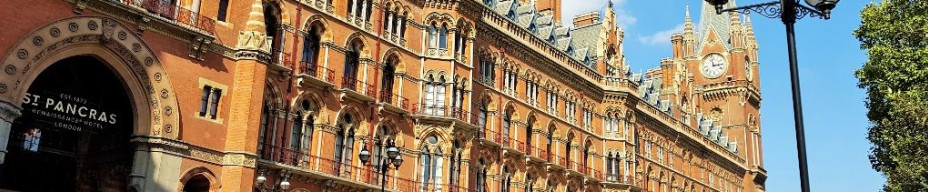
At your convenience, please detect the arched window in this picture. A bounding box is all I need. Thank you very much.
[382,3,392,32]
[477,159,487,192]
[479,56,494,82]
[566,133,573,166]
[583,143,591,170]
[372,125,393,170]
[478,103,488,133]
[258,102,272,158]
[302,26,322,74]
[449,140,463,187]
[428,23,438,48]
[423,74,445,115]
[344,42,361,88]
[500,166,511,192]
[525,173,533,192]
[289,111,303,151]
[381,56,397,99]
[399,12,408,39]
[335,114,355,173]
[546,125,554,160]
[419,135,442,190]
[439,24,448,49]
[525,116,534,153]
[263,3,284,65]
[436,76,446,113]
[502,107,512,143]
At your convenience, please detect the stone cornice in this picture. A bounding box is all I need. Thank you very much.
[131,136,257,168]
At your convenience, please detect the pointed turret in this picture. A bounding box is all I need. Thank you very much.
[684,5,694,36]
[683,5,697,59]
[245,0,267,32]
[730,12,744,49]
[236,0,271,52]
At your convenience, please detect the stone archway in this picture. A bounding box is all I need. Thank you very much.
[0,16,181,139]
[0,16,182,191]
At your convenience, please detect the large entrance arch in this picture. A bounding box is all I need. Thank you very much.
[0,56,135,191]
[0,16,184,191]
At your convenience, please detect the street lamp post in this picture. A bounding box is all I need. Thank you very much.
[255,170,291,192]
[359,141,403,192]
[702,0,839,192]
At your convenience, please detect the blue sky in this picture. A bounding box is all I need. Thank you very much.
[561,0,884,191]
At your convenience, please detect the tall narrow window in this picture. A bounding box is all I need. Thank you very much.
[258,103,271,156]
[439,24,448,49]
[217,0,229,21]
[424,75,435,114]
[335,114,355,173]
[428,23,438,48]
[583,145,590,170]
[199,86,211,116]
[477,160,487,192]
[344,43,361,84]
[264,4,283,64]
[373,126,387,170]
[209,89,222,119]
[347,0,354,16]
[607,153,616,180]
[436,77,446,114]
[501,166,511,192]
[502,108,512,143]
[399,13,408,38]
[302,26,321,73]
[449,141,463,187]
[381,57,397,98]
[525,117,533,152]
[525,173,533,192]
[290,113,303,150]
[478,105,488,130]
[546,126,554,160]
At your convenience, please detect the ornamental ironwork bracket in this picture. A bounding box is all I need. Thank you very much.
[715,0,827,20]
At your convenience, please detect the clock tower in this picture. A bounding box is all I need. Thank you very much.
[667,1,766,191]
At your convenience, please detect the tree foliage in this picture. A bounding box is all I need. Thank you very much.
[855,0,928,191]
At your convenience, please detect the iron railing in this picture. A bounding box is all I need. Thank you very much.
[113,0,216,35]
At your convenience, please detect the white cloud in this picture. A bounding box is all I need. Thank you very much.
[638,24,685,46]
[560,0,636,28]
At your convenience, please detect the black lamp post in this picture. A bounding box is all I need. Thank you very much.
[703,0,839,192]
[359,141,403,192]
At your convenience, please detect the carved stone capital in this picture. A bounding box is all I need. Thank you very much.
[0,101,22,122]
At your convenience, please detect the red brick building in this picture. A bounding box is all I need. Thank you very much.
[0,0,765,191]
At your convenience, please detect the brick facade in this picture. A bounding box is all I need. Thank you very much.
[0,0,766,191]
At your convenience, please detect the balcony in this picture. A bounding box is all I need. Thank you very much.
[259,144,413,191]
[341,76,377,99]
[108,0,216,35]
[450,107,470,123]
[299,61,336,84]
[379,91,414,113]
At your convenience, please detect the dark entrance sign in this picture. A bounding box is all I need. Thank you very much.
[0,56,135,191]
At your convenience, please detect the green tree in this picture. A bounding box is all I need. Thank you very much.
[855,0,928,191]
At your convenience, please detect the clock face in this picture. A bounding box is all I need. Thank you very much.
[701,54,728,78]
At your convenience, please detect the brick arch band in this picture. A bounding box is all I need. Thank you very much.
[0,16,181,139]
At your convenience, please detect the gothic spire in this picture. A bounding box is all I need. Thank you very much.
[245,0,267,32]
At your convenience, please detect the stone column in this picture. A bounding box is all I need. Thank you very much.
[0,101,22,164]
